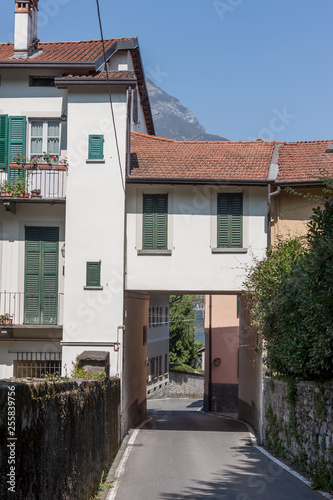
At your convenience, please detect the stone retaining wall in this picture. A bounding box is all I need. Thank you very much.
[263,378,333,473]
[168,371,204,398]
[0,377,120,500]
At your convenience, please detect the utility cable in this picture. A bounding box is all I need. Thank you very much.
[95,0,125,192]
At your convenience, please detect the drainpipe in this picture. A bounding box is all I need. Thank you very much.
[208,294,212,411]
[267,185,281,247]
[126,87,132,178]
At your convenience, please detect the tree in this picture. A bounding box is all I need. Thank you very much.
[169,295,202,367]
[245,198,333,381]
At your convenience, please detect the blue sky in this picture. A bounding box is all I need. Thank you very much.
[1,0,332,142]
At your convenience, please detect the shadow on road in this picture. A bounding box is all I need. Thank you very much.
[157,445,319,500]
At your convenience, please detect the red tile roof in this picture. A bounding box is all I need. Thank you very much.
[58,71,135,80]
[276,141,333,184]
[0,38,135,64]
[129,132,275,183]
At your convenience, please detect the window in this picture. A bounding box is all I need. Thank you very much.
[143,194,168,250]
[160,307,163,326]
[29,76,55,87]
[165,306,168,325]
[217,193,243,248]
[86,262,101,287]
[149,307,152,327]
[158,356,163,376]
[237,295,240,318]
[165,353,168,374]
[88,134,104,160]
[29,120,60,163]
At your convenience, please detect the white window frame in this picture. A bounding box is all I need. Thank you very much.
[28,119,62,161]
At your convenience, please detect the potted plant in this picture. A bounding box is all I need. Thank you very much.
[0,313,13,325]
[9,153,27,169]
[27,156,39,169]
[31,188,41,197]
[0,180,14,197]
[14,179,29,198]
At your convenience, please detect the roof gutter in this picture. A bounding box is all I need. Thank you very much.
[276,180,327,186]
[126,177,269,186]
[55,78,136,88]
[0,62,95,69]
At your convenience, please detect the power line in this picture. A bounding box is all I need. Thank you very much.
[95,0,125,192]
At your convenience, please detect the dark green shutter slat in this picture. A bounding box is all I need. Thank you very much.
[156,194,167,249]
[0,115,8,168]
[88,134,103,159]
[25,227,59,325]
[8,116,26,184]
[143,195,154,249]
[217,194,243,248]
[87,262,101,286]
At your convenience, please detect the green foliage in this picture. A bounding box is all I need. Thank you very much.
[310,460,333,492]
[169,362,204,374]
[265,404,285,458]
[245,199,333,381]
[71,361,106,381]
[169,295,203,367]
[314,387,327,420]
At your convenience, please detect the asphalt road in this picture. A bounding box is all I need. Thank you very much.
[111,399,325,500]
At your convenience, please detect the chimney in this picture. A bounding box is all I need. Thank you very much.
[14,0,39,57]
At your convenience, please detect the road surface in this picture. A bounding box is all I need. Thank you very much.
[111,398,325,500]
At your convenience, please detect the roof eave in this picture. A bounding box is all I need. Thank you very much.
[276,180,327,187]
[126,177,269,186]
[0,61,96,69]
[54,77,137,88]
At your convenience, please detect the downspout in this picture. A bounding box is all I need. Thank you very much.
[126,87,133,178]
[208,294,212,411]
[267,185,281,247]
[266,143,281,248]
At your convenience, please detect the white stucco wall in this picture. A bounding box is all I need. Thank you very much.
[125,184,268,293]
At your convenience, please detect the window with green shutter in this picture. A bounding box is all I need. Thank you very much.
[8,116,27,184]
[25,227,59,325]
[217,193,243,248]
[88,134,104,160]
[143,194,168,250]
[86,262,101,287]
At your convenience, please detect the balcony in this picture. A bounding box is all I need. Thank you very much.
[0,291,64,327]
[0,164,67,206]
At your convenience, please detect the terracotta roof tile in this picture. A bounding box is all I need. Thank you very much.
[276,141,333,183]
[0,38,135,64]
[58,71,135,80]
[129,132,275,182]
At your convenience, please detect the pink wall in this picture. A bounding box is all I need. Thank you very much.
[204,295,239,386]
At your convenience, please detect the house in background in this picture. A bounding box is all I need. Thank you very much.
[147,294,169,399]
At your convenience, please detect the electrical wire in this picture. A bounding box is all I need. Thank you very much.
[95,0,125,192]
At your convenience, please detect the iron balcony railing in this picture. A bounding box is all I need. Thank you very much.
[0,165,67,200]
[0,291,64,326]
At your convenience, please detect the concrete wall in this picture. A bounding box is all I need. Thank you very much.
[0,378,120,500]
[122,291,149,435]
[238,294,263,441]
[169,370,204,399]
[126,185,267,292]
[263,378,333,474]
[204,294,239,413]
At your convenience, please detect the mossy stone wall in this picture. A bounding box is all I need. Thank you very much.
[0,378,120,500]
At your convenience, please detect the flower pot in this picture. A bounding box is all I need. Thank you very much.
[0,192,13,197]
[31,190,41,197]
[38,163,53,170]
[9,163,24,169]
[3,318,13,325]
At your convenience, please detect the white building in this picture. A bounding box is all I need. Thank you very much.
[0,0,276,435]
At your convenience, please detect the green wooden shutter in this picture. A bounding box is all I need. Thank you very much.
[25,227,59,325]
[0,115,8,168]
[217,194,229,248]
[42,228,59,324]
[155,194,167,249]
[25,227,42,324]
[8,116,26,184]
[86,262,101,286]
[217,194,243,248]
[88,134,104,159]
[143,195,154,249]
[143,194,167,249]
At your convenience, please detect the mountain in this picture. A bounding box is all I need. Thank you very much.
[146,79,227,142]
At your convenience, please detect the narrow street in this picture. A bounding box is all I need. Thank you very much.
[110,399,324,500]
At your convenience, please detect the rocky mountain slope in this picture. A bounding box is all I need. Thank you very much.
[146,79,227,142]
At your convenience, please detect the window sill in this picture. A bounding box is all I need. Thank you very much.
[86,159,105,164]
[211,247,248,254]
[83,286,104,290]
[137,249,172,256]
